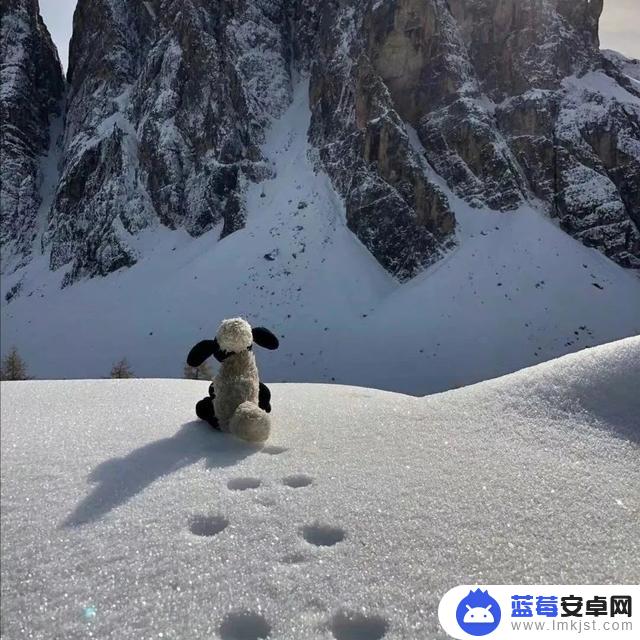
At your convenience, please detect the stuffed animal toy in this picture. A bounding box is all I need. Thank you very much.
[187,318,279,442]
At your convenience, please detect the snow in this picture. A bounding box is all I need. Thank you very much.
[562,70,640,107]
[32,112,64,254]
[1,338,639,639]
[2,79,640,394]
[142,1,156,20]
[602,49,640,87]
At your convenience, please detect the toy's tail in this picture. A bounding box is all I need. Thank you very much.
[229,401,271,443]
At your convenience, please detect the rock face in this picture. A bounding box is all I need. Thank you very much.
[306,1,456,279]
[0,0,64,272]
[1,0,639,286]
[43,0,292,284]
[356,0,640,267]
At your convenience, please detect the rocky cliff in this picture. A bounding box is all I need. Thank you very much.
[1,0,639,287]
[341,0,639,267]
[43,0,293,284]
[0,0,64,272]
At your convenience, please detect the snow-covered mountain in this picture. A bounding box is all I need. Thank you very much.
[0,0,64,271]
[1,0,639,388]
[2,338,639,638]
[2,78,640,391]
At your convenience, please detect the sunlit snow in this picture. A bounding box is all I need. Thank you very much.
[1,338,639,638]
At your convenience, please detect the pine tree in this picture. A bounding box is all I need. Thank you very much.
[110,358,134,379]
[0,347,30,380]
[183,361,213,380]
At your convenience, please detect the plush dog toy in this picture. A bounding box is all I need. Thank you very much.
[187,318,279,442]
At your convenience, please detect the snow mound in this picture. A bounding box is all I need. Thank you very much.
[439,335,640,442]
[1,339,639,639]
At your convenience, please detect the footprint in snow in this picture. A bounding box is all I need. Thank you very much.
[219,611,271,640]
[227,477,262,491]
[188,514,228,537]
[261,445,287,455]
[329,610,389,640]
[282,474,313,488]
[300,523,345,547]
[280,551,307,564]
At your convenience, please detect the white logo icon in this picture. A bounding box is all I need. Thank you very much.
[463,604,495,624]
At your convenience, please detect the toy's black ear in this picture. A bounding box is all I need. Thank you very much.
[187,340,217,367]
[252,327,279,350]
[212,339,230,362]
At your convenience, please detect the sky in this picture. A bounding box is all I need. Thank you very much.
[598,0,640,58]
[40,0,640,72]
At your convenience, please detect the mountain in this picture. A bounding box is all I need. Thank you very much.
[2,338,639,638]
[1,79,639,390]
[1,0,639,387]
[2,0,639,282]
[307,0,640,274]
[42,0,300,284]
[0,0,64,272]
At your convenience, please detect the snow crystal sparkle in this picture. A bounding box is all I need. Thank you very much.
[81,606,97,621]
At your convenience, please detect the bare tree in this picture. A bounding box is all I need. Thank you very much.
[110,358,134,379]
[183,361,213,380]
[0,347,31,380]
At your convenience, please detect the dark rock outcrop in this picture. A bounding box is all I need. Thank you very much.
[306,2,456,279]
[356,0,640,267]
[43,0,293,284]
[0,0,64,272]
[304,0,639,271]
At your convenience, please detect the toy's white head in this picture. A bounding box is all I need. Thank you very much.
[216,318,253,354]
[187,318,280,367]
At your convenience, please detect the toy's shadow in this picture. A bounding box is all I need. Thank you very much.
[63,421,259,527]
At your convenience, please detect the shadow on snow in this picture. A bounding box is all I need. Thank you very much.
[62,421,259,527]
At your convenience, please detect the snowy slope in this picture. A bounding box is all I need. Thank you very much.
[1,80,640,394]
[1,338,639,639]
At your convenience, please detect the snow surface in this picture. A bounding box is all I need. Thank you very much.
[1,338,639,639]
[562,69,640,106]
[1,79,640,394]
[602,49,640,87]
